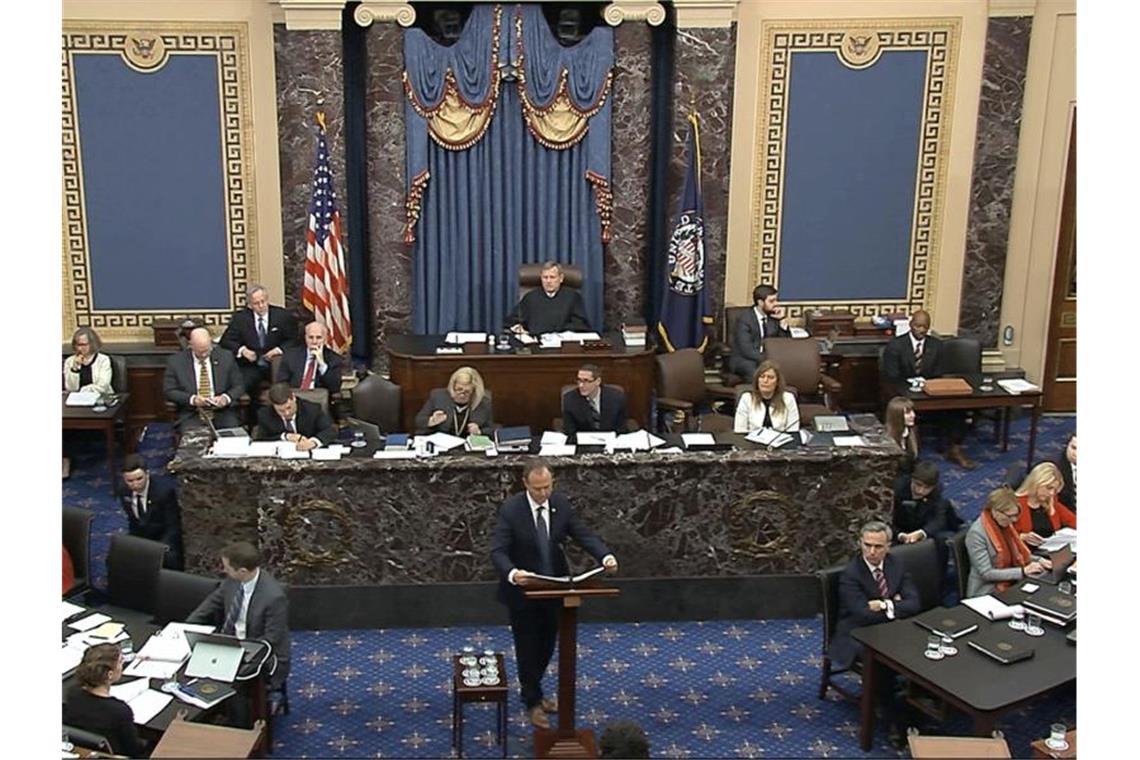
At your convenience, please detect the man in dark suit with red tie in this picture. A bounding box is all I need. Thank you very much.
[561,364,628,443]
[277,321,345,395]
[831,521,922,746]
[490,462,618,728]
[255,383,338,451]
[119,454,183,570]
[729,284,791,379]
[219,284,300,396]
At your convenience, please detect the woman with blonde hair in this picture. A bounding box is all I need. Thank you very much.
[965,486,1051,597]
[63,643,144,757]
[733,360,800,433]
[1013,461,1076,547]
[414,365,494,436]
[63,326,113,396]
[884,396,919,476]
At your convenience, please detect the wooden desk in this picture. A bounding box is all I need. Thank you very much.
[150,719,264,758]
[386,334,655,432]
[452,654,508,758]
[1030,728,1076,759]
[62,392,131,482]
[906,382,1043,468]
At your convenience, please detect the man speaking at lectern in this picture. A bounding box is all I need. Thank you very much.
[491,461,617,729]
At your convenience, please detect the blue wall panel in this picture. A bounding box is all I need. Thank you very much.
[777,50,926,301]
[73,54,230,310]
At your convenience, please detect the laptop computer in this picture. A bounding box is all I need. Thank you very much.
[204,413,249,441]
[183,632,245,682]
[812,415,850,433]
[345,416,385,445]
[1033,543,1075,584]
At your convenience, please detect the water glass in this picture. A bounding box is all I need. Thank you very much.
[351,430,366,448]
[1025,612,1045,637]
[939,635,958,656]
[1008,608,1026,631]
[1047,723,1069,751]
[924,634,944,660]
[1058,580,1073,595]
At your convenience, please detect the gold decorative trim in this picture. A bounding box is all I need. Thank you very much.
[836,31,884,70]
[585,170,614,244]
[353,0,416,28]
[121,31,170,72]
[750,19,960,319]
[271,0,348,30]
[403,169,430,246]
[673,0,739,28]
[989,0,1037,17]
[604,2,666,27]
[62,22,258,339]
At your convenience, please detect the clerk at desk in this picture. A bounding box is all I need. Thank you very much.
[504,261,591,335]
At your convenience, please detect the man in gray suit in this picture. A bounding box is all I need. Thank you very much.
[188,542,291,703]
[163,327,245,431]
[729,284,791,379]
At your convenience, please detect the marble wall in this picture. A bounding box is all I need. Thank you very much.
[958,17,1032,347]
[669,25,737,326]
[274,28,347,310]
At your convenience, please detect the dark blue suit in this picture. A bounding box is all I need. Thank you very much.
[490,491,610,708]
[830,553,920,670]
[119,476,183,570]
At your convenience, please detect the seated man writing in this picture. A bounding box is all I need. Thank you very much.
[255,382,337,451]
[561,364,628,443]
[504,261,591,335]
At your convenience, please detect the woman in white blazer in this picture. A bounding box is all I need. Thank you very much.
[63,327,113,396]
[734,360,800,433]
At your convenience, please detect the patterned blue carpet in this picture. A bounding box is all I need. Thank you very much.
[62,414,1076,757]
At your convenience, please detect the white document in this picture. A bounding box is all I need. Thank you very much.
[539,334,563,349]
[658,446,684,454]
[68,613,110,631]
[373,449,418,460]
[162,622,216,639]
[126,690,173,725]
[577,431,617,446]
[539,444,577,457]
[962,595,1024,621]
[1038,527,1077,553]
[123,657,182,680]
[789,327,810,339]
[514,333,537,345]
[246,441,279,457]
[420,432,467,452]
[275,442,310,459]
[555,331,601,342]
[211,437,251,457]
[136,632,192,663]
[444,331,488,344]
[746,429,793,448]
[110,678,151,704]
[62,645,83,675]
[311,447,342,461]
[540,431,568,446]
[613,430,666,451]
[65,391,100,407]
[681,433,716,446]
[997,378,1041,395]
[62,601,86,620]
[833,435,867,447]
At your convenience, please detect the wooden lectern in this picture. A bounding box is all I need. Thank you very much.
[523,583,620,759]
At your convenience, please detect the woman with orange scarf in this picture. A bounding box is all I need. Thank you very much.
[1013,462,1076,548]
[965,486,1051,597]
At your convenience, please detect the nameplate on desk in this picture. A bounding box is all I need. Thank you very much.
[435,346,464,355]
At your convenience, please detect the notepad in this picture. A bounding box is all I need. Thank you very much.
[612,430,665,451]
[65,391,99,407]
[539,444,576,457]
[68,613,111,631]
[577,431,617,446]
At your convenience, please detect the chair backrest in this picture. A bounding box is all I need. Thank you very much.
[62,507,95,592]
[269,354,283,383]
[106,354,128,395]
[947,530,970,602]
[154,569,221,624]
[106,534,167,614]
[939,336,982,377]
[761,337,821,397]
[518,262,583,301]
[352,374,402,433]
[891,538,942,612]
[64,725,113,753]
[816,564,845,653]
[654,348,707,405]
[721,305,753,345]
[295,388,331,416]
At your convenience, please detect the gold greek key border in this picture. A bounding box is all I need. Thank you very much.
[750,19,960,320]
[62,22,258,341]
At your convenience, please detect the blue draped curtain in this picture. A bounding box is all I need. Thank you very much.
[403,4,613,334]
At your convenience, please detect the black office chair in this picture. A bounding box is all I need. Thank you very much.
[518,262,583,301]
[106,534,167,614]
[947,531,971,602]
[62,506,95,599]
[816,563,861,704]
[107,354,128,394]
[63,725,113,753]
[352,374,402,433]
[153,569,221,624]
[891,538,942,613]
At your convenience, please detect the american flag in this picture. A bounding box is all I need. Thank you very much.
[302,114,352,353]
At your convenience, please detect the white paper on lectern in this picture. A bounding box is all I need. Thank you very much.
[246,441,278,457]
[555,331,601,341]
[444,332,488,344]
[681,433,715,446]
[577,431,617,446]
[420,432,467,452]
[311,447,342,461]
[613,430,665,450]
[212,438,251,457]
[540,431,568,446]
[275,443,309,459]
[539,444,576,457]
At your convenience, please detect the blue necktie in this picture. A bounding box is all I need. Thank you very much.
[535,506,553,575]
[223,584,245,635]
[257,317,267,348]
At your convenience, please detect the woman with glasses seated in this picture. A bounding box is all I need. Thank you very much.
[733,360,800,433]
[965,486,1052,597]
[63,643,145,758]
[63,326,113,397]
[414,366,493,436]
[1013,461,1076,549]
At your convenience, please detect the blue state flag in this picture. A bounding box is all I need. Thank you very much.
[657,113,713,352]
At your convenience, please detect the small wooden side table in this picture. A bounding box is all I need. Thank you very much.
[452,653,508,758]
[1031,729,1077,759]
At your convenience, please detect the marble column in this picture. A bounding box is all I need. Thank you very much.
[363,24,413,371]
[273,27,348,310]
[669,25,737,323]
[958,17,1032,347]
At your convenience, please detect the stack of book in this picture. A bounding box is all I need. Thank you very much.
[494,426,532,452]
[1023,591,1077,626]
[621,320,647,347]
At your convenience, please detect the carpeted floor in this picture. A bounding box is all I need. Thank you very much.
[62,413,1076,757]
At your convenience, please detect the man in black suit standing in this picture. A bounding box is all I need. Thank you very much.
[163,327,245,431]
[831,520,922,745]
[880,309,975,469]
[119,454,183,570]
[561,363,629,443]
[219,284,300,396]
[729,284,791,379]
[255,383,337,451]
[188,541,291,709]
[490,461,617,728]
[277,321,345,394]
